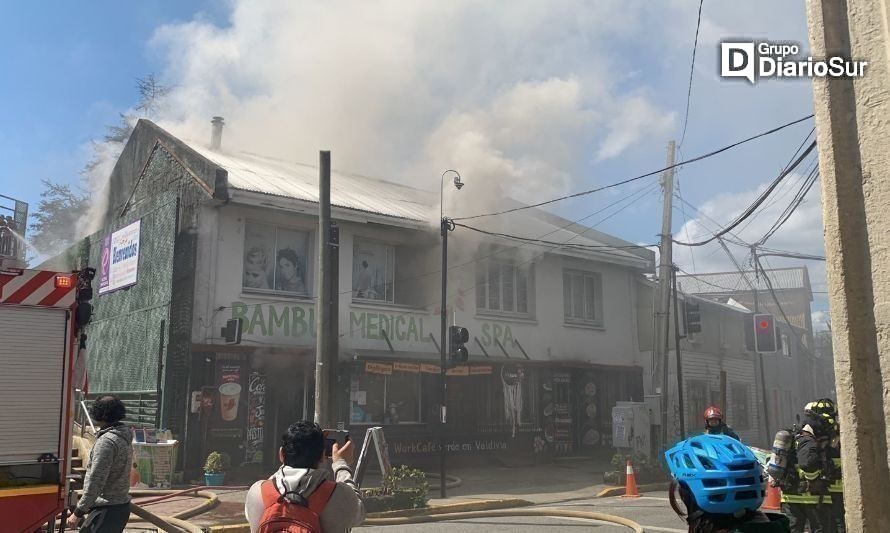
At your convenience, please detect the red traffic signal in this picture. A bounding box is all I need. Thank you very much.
[753,314,778,353]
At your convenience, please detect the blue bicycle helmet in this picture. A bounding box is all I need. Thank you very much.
[664,434,765,516]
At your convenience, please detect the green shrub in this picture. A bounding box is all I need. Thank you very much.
[362,466,430,511]
[204,451,232,473]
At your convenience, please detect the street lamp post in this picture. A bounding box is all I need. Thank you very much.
[439,169,463,499]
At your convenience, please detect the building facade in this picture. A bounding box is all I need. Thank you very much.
[55,119,656,477]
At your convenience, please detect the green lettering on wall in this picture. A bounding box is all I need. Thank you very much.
[395,316,406,341]
[250,304,267,336]
[482,323,492,347]
[232,302,248,323]
[350,312,366,338]
[269,305,290,336]
[292,306,307,337]
[309,308,317,338]
[407,317,419,342]
[367,314,378,340]
[502,325,514,346]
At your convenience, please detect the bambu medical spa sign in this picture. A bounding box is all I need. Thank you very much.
[228,301,520,350]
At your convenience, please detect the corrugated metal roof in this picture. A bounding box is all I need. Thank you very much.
[181,141,652,268]
[188,143,436,222]
[677,267,811,294]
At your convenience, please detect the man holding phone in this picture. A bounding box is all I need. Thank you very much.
[245,421,365,532]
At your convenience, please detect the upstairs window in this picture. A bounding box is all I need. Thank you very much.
[242,222,310,296]
[476,260,531,315]
[563,270,603,326]
[353,240,395,303]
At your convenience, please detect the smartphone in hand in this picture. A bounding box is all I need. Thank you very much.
[323,429,349,457]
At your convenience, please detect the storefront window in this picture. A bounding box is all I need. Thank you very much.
[351,362,421,424]
[242,222,311,296]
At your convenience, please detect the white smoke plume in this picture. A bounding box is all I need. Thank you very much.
[148,0,677,224]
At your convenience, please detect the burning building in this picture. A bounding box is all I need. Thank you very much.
[46,118,656,479]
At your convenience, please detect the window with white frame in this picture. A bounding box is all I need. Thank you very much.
[476,260,531,315]
[353,239,395,303]
[242,222,311,296]
[563,270,603,326]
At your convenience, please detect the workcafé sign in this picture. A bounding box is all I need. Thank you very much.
[230,302,521,350]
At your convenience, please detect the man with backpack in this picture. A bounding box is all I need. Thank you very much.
[778,400,837,533]
[245,421,365,532]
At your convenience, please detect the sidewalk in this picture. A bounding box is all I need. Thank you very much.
[128,457,613,529]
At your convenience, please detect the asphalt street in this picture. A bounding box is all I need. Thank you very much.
[359,492,689,532]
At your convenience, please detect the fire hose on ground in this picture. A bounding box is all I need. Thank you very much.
[362,508,645,531]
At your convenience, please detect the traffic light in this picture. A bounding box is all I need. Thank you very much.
[74,268,96,328]
[753,313,778,353]
[684,301,701,334]
[222,318,243,345]
[449,325,469,364]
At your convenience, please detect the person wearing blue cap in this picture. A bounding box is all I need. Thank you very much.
[665,434,790,532]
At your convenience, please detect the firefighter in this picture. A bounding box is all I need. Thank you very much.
[703,405,741,441]
[780,400,836,533]
[811,398,845,533]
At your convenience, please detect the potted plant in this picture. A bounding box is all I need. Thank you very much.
[203,451,231,486]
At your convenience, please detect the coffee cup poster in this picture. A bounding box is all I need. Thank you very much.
[217,363,243,424]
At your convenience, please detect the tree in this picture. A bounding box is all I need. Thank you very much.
[28,180,90,256]
[29,75,171,257]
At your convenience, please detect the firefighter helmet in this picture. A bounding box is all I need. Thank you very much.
[704,405,723,422]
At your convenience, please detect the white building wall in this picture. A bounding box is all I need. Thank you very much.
[193,203,648,367]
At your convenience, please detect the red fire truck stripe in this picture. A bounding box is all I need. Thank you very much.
[38,285,75,307]
[3,270,56,304]
[0,274,17,291]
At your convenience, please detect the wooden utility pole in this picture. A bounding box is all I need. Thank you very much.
[672,266,686,439]
[656,140,676,449]
[315,151,335,426]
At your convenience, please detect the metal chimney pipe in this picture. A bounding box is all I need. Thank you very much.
[210,116,225,150]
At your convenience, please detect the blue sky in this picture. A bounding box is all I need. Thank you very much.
[0,1,828,323]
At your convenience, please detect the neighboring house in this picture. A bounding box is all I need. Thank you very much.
[636,282,765,447]
[676,267,833,440]
[47,118,656,477]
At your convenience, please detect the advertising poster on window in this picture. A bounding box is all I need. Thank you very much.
[217,363,242,424]
[99,219,141,294]
[242,222,310,294]
[353,241,394,301]
[245,372,265,463]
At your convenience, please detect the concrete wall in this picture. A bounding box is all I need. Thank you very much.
[193,202,648,366]
[807,0,890,528]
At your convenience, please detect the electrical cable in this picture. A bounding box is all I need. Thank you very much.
[679,0,705,148]
[453,114,815,222]
[754,255,812,355]
[757,165,819,245]
[671,141,816,247]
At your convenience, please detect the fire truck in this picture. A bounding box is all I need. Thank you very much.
[0,266,92,532]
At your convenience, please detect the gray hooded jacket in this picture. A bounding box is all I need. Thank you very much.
[75,423,132,517]
[245,459,365,532]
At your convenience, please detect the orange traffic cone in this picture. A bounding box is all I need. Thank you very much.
[622,459,641,498]
[763,482,782,510]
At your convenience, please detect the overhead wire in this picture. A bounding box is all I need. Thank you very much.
[679,0,705,148]
[757,164,819,245]
[453,114,815,222]
[671,141,816,247]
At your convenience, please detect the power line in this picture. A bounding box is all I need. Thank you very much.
[671,140,816,247]
[754,254,812,355]
[732,152,818,236]
[454,114,815,222]
[757,164,819,245]
[452,222,658,255]
[679,0,705,148]
[675,179,697,271]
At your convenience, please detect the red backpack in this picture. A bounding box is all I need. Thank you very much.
[258,479,336,533]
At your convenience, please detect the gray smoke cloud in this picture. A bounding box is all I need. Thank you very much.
[148,0,676,225]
